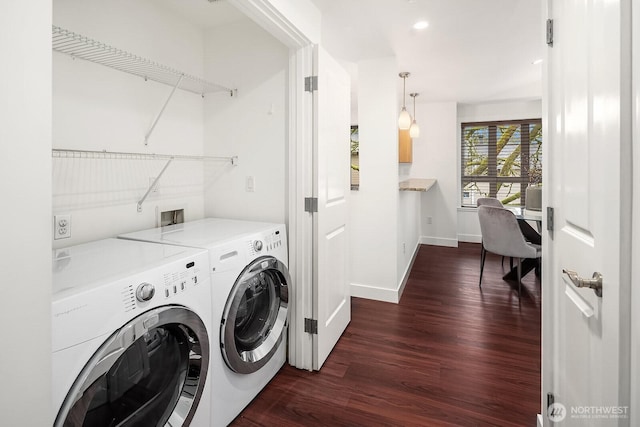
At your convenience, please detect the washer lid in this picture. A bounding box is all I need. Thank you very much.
[119,218,279,249]
[52,238,206,297]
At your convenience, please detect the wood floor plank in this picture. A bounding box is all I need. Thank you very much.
[231,243,541,426]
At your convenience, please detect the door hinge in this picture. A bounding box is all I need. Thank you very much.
[546,19,554,47]
[305,75,318,92]
[547,207,554,232]
[304,318,318,334]
[305,197,318,213]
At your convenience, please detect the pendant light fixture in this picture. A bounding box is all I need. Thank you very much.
[398,72,411,129]
[409,93,420,138]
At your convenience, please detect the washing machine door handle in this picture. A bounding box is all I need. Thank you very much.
[247,257,277,274]
[240,258,287,293]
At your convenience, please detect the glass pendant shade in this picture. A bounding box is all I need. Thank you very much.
[398,107,412,129]
[408,92,420,137]
[410,120,420,138]
[398,72,411,129]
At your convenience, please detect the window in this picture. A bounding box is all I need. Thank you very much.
[350,125,360,190]
[461,119,542,207]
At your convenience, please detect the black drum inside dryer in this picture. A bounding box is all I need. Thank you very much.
[221,256,289,375]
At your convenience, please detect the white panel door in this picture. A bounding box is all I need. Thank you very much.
[312,45,351,370]
[543,0,631,425]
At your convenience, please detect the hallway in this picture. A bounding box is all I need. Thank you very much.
[233,243,541,426]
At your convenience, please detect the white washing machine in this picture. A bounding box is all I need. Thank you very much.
[120,218,290,426]
[52,238,213,427]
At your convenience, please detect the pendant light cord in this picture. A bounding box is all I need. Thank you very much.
[399,72,410,109]
[403,76,407,108]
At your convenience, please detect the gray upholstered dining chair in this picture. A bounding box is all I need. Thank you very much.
[476,197,503,208]
[477,205,542,297]
[476,197,510,268]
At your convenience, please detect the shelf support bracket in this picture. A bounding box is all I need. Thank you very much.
[145,74,184,145]
[137,158,173,212]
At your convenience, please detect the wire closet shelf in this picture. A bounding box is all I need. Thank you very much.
[52,25,233,96]
[52,149,238,212]
[51,148,237,164]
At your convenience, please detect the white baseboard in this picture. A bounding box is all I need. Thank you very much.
[350,282,400,303]
[397,242,420,301]
[458,233,482,243]
[420,236,458,247]
[350,242,420,304]
[537,413,543,427]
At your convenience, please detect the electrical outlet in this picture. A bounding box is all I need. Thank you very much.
[427,216,433,224]
[54,214,71,240]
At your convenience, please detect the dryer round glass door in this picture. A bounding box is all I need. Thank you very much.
[221,256,290,374]
[55,306,209,427]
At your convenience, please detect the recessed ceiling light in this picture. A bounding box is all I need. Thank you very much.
[532,59,543,65]
[413,21,429,30]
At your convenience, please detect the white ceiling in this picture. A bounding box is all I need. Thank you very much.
[153,0,542,104]
[310,0,543,104]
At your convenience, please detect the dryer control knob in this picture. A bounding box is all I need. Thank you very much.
[253,240,263,252]
[136,282,156,302]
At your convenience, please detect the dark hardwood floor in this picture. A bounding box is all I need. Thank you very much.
[231,243,541,426]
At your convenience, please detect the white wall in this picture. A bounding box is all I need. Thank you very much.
[264,0,321,43]
[202,20,288,223]
[457,99,542,242]
[350,57,401,302]
[397,141,420,293]
[411,102,459,247]
[1,0,52,424]
[397,191,421,291]
[230,0,320,47]
[52,0,209,248]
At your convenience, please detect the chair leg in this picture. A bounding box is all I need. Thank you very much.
[479,245,487,287]
[510,257,513,270]
[517,258,522,298]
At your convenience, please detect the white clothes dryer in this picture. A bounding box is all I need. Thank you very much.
[120,218,290,426]
[52,238,213,427]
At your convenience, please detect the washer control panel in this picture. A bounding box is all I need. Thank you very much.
[131,257,206,307]
[264,229,284,251]
[248,228,285,256]
[160,261,201,300]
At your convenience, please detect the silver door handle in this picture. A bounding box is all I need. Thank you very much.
[562,269,603,297]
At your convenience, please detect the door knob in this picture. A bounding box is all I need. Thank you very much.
[562,269,603,297]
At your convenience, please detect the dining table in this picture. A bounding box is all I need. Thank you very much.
[508,207,543,231]
[502,207,543,282]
